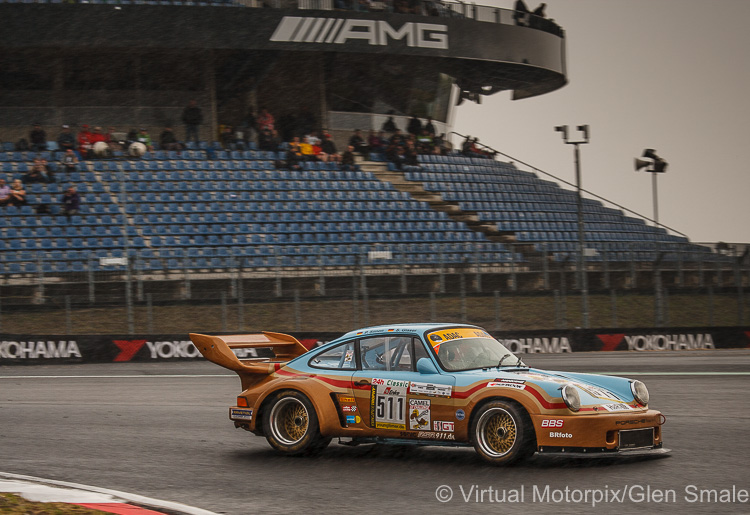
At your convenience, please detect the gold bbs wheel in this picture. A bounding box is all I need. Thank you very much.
[471,401,535,465]
[477,407,517,457]
[269,397,309,445]
[263,391,331,456]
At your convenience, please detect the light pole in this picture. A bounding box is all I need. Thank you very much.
[634,149,669,229]
[555,124,590,328]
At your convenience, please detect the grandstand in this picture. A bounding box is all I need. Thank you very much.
[0,0,740,311]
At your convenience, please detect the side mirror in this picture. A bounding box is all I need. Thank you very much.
[416,357,439,375]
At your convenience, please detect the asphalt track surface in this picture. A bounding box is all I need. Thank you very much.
[1,350,749,515]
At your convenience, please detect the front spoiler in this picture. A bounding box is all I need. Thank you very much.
[536,447,671,459]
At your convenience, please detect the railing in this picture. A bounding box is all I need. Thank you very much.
[0,0,563,37]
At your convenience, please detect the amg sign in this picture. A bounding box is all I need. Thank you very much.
[270,16,448,49]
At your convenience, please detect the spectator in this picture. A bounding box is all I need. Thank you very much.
[348,129,368,156]
[136,128,154,152]
[7,179,27,207]
[29,123,47,152]
[0,178,10,207]
[284,140,304,171]
[424,117,436,136]
[23,159,51,184]
[104,127,123,153]
[220,125,235,150]
[319,133,339,162]
[407,114,422,136]
[182,100,203,144]
[61,185,80,219]
[159,126,182,151]
[368,130,385,156]
[381,112,398,133]
[258,128,278,152]
[57,125,76,153]
[60,149,79,174]
[514,0,529,25]
[78,124,94,158]
[341,145,356,170]
[299,135,317,161]
[257,108,275,132]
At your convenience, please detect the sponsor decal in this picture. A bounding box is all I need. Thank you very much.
[417,431,455,440]
[540,419,564,428]
[342,405,357,413]
[549,432,573,438]
[346,415,356,424]
[356,415,361,423]
[497,337,572,354]
[0,340,82,360]
[344,349,354,363]
[371,378,409,388]
[601,403,635,412]
[270,17,449,49]
[409,381,452,398]
[114,340,200,361]
[455,409,466,421]
[425,328,492,353]
[487,381,526,390]
[597,333,716,351]
[433,421,455,432]
[338,396,355,403]
[409,399,431,430]
[229,408,253,421]
[399,431,419,438]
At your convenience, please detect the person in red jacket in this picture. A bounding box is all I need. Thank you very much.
[78,124,94,158]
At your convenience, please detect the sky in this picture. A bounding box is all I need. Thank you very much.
[452,0,750,244]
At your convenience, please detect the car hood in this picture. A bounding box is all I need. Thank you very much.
[453,367,636,405]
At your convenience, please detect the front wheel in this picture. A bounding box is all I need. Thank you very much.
[263,390,330,456]
[471,400,535,465]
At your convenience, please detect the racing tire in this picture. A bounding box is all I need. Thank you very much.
[264,390,331,456]
[470,400,535,465]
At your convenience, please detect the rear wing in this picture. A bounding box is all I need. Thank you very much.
[189,331,309,375]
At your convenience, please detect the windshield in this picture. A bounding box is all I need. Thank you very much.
[426,327,525,372]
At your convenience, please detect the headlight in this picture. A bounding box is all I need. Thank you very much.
[630,380,649,406]
[561,384,581,412]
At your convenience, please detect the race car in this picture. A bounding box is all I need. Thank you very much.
[190,323,668,464]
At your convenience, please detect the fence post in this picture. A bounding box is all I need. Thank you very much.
[494,290,501,331]
[554,289,561,329]
[318,247,326,296]
[183,256,191,300]
[474,243,482,293]
[237,265,245,331]
[400,245,407,295]
[459,269,467,323]
[146,292,154,334]
[126,256,134,335]
[88,253,95,304]
[0,287,3,332]
[602,247,610,290]
[629,246,637,288]
[654,262,663,328]
[36,252,45,303]
[542,243,550,290]
[65,295,72,335]
[708,285,714,326]
[438,248,445,294]
[274,247,282,297]
[351,272,359,328]
[294,289,301,331]
[510,246,517,292]
[610,289,618,327]
[221,291,228,332]
[430,292,436,322]
[736,255,745,325]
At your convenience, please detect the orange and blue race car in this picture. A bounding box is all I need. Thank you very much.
[190,323,668,465]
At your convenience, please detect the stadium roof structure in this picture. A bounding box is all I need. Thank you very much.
[0,1,567,135]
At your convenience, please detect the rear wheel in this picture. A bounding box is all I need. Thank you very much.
[263,390,330,456]
[471,400,535,465]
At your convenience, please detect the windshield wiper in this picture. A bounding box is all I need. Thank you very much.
[497,354,511,368]
[513,355,528,368]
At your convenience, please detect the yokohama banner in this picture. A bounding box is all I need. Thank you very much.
[0,327,748,365]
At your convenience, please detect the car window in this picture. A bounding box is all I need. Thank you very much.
[309,341,356,370]
[359,336,419,372]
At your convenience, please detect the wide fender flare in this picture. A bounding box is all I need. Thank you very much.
[252,376,341,436]
[464,390,542,440]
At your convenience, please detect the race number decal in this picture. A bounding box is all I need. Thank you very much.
[370,378,408,429]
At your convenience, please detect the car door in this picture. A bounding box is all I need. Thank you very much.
[352,335,455,438]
